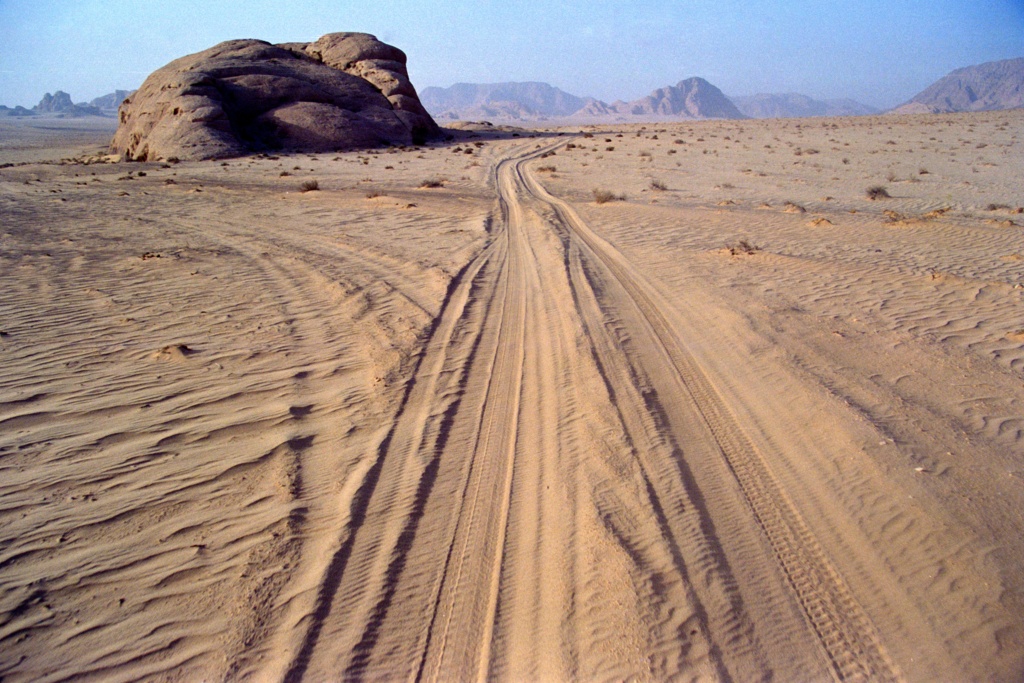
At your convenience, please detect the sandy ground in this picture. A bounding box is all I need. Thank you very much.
[1,110,1023,682]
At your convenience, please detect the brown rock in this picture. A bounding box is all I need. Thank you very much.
[111,33,439,161]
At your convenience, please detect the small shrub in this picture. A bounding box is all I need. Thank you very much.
[592,189,625,204]
[866,185,890,200]
[419,178,445,188]
[650,180,668,191]
[279,171,290,176]
[918,167,929,175]
[727,240,760,255]
[300,179,320,192]
[886,171,898,182]
[987,203,1011,211]
[537,165,557,173]
[366,191,383,199]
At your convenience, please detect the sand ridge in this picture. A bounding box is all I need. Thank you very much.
[1,110,1024,681]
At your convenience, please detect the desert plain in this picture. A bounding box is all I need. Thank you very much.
[2,110,1024,682]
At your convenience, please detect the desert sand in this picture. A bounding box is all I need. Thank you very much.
[2,110,1024,681]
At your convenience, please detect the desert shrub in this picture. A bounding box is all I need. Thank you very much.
[280,171,290,176]
[166,157,180,164]
[886,171,898,182]
[605,146,615,151]
[366,191,382,198]
[986,203,1011,211]
[727,240,760,255]
[300,179,319,192]
[866,185,890,200]
[592,189,625,204]
[537,165,557,173]
[918,167,929,175]
[419,178,445,188]
[650,180,668,191]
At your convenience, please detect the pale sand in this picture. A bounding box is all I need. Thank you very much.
[1,110,1023,681]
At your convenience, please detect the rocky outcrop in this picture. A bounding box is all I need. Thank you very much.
[34,91,101,117]
[890,58,1024,114]
[110,32,440,161]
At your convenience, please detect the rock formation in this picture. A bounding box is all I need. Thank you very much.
[110,33,440,161]
[34,91,101,117]
[890,57,1024,114]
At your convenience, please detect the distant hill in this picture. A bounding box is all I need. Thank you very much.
[421,78,745,121]
[730,93,879,118]
[89,90,135,112]
[420,82,591,121]
[890,57,1024,114]
[622,77,745,119]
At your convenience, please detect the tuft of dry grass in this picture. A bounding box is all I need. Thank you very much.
[300,179,319,192]
[650,179,668,191]
[419,177,445,188]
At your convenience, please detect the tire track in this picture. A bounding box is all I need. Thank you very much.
[517,156,902,682]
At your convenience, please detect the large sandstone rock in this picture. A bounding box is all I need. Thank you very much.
[111,33,440,160]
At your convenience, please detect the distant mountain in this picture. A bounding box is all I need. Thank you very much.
[890,57,1024,114]
[420,82,591,121]
[421,78,745,121]
[622,77,745,119]
[729,93,879,118]
[0,105,36,117]
[89,90,135,112]
[34,90,102,116]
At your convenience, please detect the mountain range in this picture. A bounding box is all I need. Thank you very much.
[422,78,883,121]
[421,56,1023,122]
[0,89,133,117]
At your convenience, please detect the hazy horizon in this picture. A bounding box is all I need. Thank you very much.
[2,0,1023,110]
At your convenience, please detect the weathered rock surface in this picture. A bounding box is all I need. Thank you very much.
[111,33,440,160]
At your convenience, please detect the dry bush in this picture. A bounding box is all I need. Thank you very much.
[866,185,890,200]
[650,179,668,191]
[537,165,557,173]
[727,240,760,255]
[593,189,625,204]
[300,179,319,192]
[419,178,445,188]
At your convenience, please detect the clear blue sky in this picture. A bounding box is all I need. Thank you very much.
[1,0,1022,109]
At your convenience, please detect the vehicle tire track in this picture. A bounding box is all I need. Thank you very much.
[517,157,902,682]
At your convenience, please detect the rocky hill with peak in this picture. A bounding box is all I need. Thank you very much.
[890,58,1024,114]
[110,32,440,161]
[621,77,745,119]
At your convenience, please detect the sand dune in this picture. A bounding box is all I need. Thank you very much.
[2,110,1023,681]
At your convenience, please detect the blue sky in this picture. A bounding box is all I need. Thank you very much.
[1,0,1022,109]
